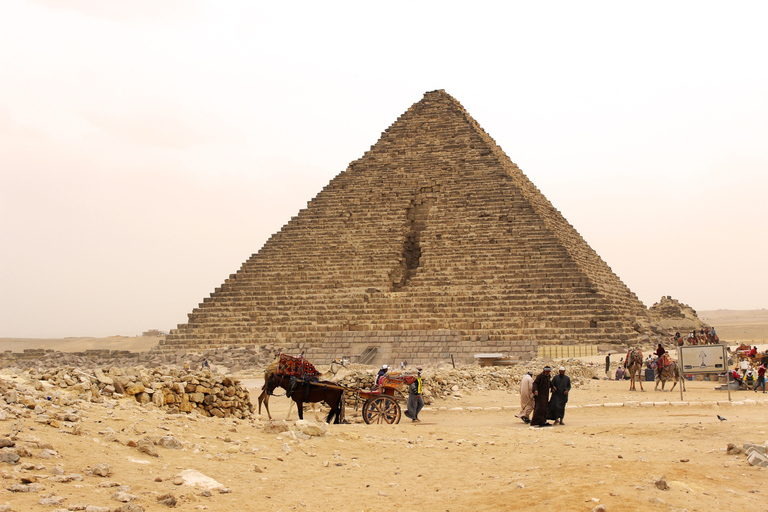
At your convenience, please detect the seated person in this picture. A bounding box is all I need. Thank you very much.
[750,346,758,357]
[615,366,625,380]
[372,364,389,390]
[745,370,756,389]
[731,368,743,386]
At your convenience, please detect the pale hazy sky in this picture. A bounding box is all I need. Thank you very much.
[1,1,766,338]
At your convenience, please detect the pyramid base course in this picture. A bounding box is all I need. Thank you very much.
[156,328,632,366]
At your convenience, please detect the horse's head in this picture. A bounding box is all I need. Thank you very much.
[265,375,279,396]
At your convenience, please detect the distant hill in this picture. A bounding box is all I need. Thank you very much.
[0,336,162,353]
[699,309,768,343]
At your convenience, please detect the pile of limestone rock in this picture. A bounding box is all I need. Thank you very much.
[647,295,712,335]
[727,442,768,468]
[422,361,598,398]
[0,376,86,433]
[8,367,254,419]
[328,360,600,403]
[1,344,283,374]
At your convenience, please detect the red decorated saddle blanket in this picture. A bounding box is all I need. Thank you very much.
[379,374,416,389]
[658,353,675,369]
[277,354,320,378]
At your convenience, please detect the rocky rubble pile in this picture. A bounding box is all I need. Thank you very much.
[648,295,711,335]
[1,344,285,373]
[726,442,768,468]
[0,384,231,511]
[7,367,254,419]
[423,361,598,398]
[329,361,600,403]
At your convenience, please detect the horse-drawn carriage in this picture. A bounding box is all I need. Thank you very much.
[356,373,417,424]
[260,353,416,425]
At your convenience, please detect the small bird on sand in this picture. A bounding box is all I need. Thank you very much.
[717,415,727,421]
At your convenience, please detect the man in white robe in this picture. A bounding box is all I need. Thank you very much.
[515,371,534,424]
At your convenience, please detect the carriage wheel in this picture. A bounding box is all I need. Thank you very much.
[362,395,401,424]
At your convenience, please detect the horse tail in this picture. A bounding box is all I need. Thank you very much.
[326,390,345,424]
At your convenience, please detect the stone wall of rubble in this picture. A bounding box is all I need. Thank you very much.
[421,361,599,398]
[329,361,601,404]
[5,367,254,419]
[1,344,282,373]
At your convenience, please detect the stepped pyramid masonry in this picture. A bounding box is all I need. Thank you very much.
[160,90,650,364]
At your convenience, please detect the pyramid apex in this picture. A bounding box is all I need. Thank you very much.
[421,89,454,102]
[396,89,471,126]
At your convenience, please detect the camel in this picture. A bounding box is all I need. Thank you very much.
[624,348,644,391]
[654,355,685,391]
[258,357,345,420]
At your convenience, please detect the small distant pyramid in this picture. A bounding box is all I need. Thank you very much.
[159,90,649,360]
[648,296,710,334]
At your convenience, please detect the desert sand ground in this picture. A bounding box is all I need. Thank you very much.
[699,310,768,345]
[2,373,768,512]
[3,312,768,511]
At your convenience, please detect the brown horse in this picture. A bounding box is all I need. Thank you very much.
[624,348,644,391]
[265,373,345,424]
[258,358,344,420]
[654,355,685,391]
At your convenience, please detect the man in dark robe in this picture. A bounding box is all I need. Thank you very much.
[404,368,424,422]
[547,366,571,425]
[654,344,666,379]
[530,366,552,427]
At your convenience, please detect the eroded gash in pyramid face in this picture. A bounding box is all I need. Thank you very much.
[159,90,650,363]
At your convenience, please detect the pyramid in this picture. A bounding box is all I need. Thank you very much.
[159,90,650,363]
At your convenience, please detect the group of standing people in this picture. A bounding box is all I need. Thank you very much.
[515,366,571,427]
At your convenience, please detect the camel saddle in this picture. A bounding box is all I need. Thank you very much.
[658,353,674,370]
[277,353,320,379]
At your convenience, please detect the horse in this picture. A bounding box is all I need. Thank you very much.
[258,358,345,420]
[265,373,345,424]
[654,354,685,391]
[624,348,644,391]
